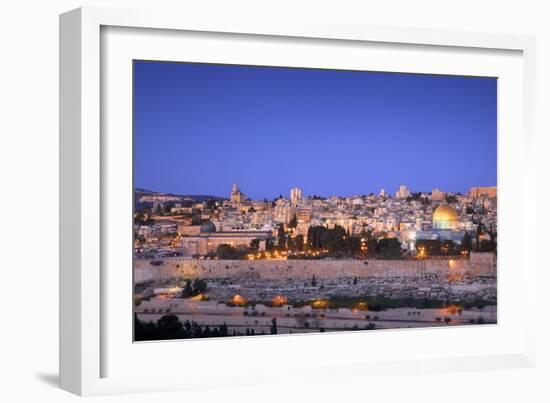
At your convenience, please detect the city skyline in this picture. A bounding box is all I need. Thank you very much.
[134,61,497,339]
[134,61,497,199]
[137,182,494,201]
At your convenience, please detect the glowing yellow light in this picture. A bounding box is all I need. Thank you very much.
[271,295,288,307]
[230,294,247,306]
[311,299,329,309]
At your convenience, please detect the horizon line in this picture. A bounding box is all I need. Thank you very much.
[135,185,498,199]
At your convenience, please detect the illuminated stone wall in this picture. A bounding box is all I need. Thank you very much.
[134,252,496,284]
[468,186,497,198]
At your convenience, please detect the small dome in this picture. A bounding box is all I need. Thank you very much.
[199,221,217,233]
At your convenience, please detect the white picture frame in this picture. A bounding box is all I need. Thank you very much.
[60,6,537,396]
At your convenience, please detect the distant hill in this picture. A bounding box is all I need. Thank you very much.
[135,188,226,203]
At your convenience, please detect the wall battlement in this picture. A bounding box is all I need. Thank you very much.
[134,252,496,284]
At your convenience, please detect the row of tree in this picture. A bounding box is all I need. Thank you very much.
[206,244,251,259]
[134,314,277,341]
[415,231,496,256]
[416,239,463,256]
[306,225,354,252]
[135,314,229,340]
[364,238,403,259]
[205,225,496,260]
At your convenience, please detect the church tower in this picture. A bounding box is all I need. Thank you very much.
[230,183,245,204]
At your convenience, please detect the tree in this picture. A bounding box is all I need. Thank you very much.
[134,210,153,225]
[270,318,278,335]
[265,238,275,252]
[462,232,473,252]
[163,202,174,214]
[365,228,373,241]
[295,234,304,251]
[206,199,217,210]
[366,239,378,257]
[216,243,247,259]
[475,222,483,250]
[181,279,207,297]
[157,315,183,339]
[181,279,193,298]
[305,225,363,256]
[377,238,402,258]
[323,225,346,253]
[249,238,260,251]
[307,226,320,249]
[285,236,296,251]
[134,316,234,340]
[192,278,207,295]
[277,224,286,250]
[288,214,298,229]
[445,194,458,204]
[219,323,228,337]
[488,225,497,242]
[441,240,458,255]
[416,239,442,256]
[479,239,497,252]
[311,275,317,287]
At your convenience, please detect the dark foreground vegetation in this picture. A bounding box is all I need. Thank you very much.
[134,312,379,341]
[134,313,278,341]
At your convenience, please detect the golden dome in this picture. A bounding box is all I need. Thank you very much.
[432,203,458,229]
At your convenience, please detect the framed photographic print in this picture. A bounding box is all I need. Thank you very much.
[60,7,537,396]
[132,60,498,341]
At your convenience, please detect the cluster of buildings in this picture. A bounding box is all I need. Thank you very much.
[134,184,497,258]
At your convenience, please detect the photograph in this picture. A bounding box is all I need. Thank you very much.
[2,0,546,400]
[132,60,498,341]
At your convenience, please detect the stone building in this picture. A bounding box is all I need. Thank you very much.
[416,203,466,243]
[430,188,445,201]
[395,184,411,199]
[230,183,246,205]
[180,221,272,256]
[468,186,497,199]
[290,187,303,207]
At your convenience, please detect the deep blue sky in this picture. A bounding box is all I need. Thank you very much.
[134,61,497,199]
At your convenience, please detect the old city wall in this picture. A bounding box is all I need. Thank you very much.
[134,253,496,283]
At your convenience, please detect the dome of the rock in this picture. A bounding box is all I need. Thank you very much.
[432,203,458,229]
